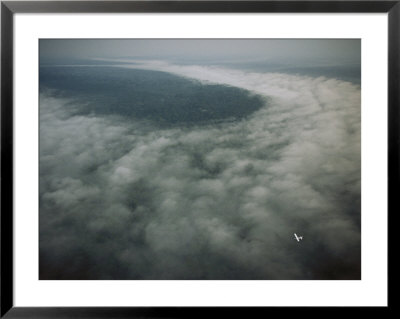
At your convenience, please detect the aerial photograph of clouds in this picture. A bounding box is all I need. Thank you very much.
[39,39,361,280]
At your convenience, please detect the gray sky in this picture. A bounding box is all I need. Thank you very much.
[40,39,361,65]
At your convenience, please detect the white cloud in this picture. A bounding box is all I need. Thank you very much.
[39,63,361,279]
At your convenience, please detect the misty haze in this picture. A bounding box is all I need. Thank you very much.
[39,39,361,280]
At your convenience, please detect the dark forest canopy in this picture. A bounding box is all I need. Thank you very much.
[40,66,266,126]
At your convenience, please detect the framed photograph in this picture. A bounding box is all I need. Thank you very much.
[1,0,396,317]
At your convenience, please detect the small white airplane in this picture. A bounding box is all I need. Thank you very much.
[294,233,303,242]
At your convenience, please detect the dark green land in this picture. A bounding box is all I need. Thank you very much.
[40,66,265,126]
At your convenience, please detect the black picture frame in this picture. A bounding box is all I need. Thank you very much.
[1,1,396,317]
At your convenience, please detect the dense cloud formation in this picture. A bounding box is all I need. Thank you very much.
[39,63,361,279]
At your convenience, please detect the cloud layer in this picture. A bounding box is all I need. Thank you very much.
[39,64,361,279]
